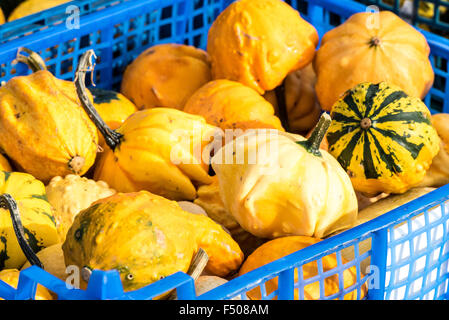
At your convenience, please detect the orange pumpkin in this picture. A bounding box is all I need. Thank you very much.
[121,44,212,110]
[239,236,367,300]
[314,11,434,111]
[183,79,284,132]
[207,0,319,94]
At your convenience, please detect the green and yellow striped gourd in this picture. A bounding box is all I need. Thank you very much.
[326,82,440,196]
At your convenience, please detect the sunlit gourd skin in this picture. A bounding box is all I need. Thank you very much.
[239,236,366,300]
[8,0,71,21]
[183,79,284,132]
[211,120,358,239]
[207,0,319,94]
[0,70,98,184]
[326,82,440,195]
[264,64,322,134]
[93,108,218,201]
[46,175,116,241]
[0,269,54,300]
[63,191,244,292]
[121,44,212,110]
[314,11,434,111]
[0,171,59,270]
[418,113,449,188]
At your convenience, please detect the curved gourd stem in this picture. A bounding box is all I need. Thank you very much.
[15,47,47,73]
[0,194,43,268]
[296,113,331,157]
[274,80,290,132]
[74,50,123,150]
[167,248,209,300]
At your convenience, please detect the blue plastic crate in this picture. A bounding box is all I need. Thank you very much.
[0,0,135,44]
[0,0,448,300]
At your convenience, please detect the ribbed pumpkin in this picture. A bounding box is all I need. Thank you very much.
[207,0,319,94]
[8,0,71,21]
[76,51,217,201]
[0,57,98,183]
[46,175,116,241]
[121,43,212,110]
[63,191,244,292]
[314,11,434,111]
[326,82,440,195]
[239,236,367,300]
[264,64,321,134]
[183,79,284,132]
[0,171,59,270]
[212,114,358,239]
[418,113,449,188]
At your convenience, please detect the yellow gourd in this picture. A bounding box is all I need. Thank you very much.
[212,114,358,239]
[75,50,218,201]
[63,191,244,292]
[0,171,59,270]
[0,53,98,184]
[45,175,116,241]
[239,236,367,300]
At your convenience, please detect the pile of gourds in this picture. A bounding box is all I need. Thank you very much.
[0,0,448,301]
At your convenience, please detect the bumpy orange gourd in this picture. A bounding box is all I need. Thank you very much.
[63,191,244,292]
[74,51,218,201]
[264,64,322,134]
[314,11,434,111]
[93,108,218,201]
[239,236,367,300]
[207,0,319,94]
[184,80,284,132]
[121,44,212,110]
[0,70,98,183]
